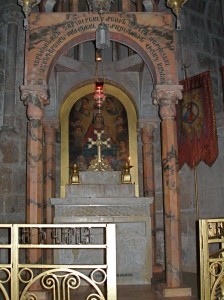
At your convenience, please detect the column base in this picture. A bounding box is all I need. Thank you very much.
[153,263,163,274]
[158,283,192,298]
[151,265,165,285]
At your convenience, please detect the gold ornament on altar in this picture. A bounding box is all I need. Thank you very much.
[166,0,188,30]
[70,164,80,184]
[121,158,133,184]
[87,129,112,171]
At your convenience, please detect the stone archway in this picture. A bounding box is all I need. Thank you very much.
[20,11,186,295]
[25,12,177,86]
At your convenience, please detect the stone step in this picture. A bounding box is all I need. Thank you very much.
[66,183,135,198]
[79,171,122,185]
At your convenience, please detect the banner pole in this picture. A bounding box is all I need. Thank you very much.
[194,166,199,219]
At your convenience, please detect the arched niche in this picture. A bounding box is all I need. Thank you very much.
[60,84,138,197]
[26,12,178,86]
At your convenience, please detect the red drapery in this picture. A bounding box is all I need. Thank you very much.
[177,70,218,169]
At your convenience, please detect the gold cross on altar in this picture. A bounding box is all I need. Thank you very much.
[88,130,112,171]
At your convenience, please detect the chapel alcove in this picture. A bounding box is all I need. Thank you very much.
[22,9,184,292]
[60,83,139,197]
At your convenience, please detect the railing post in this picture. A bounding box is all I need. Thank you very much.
[199,219,212,300]
[3,223,117,300]
[106,224,117,300]
[11,224,19,300]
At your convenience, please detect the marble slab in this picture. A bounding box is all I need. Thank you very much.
[65,184,136,198]
[79,171,121,185]
[51,196,153,285]
[52,169,153,284]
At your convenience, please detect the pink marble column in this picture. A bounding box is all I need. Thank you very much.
[122,0,131,12]
[139,119,158,271]
[20,85,49,264]
[136,0,143,11]
[56,0,64,12]
[43,120,58,223]
[153,85,183,288]
[43,120,58,263]
[69,0,78,11]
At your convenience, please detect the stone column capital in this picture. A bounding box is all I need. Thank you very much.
[138,119,158,130]
[2,7,21,24]
[153,85,183,120]
[43,119,59,129]
[43,119,59,145]
[138,119,158,144]
[20,85,50,120]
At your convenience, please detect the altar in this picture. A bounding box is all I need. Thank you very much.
[51,171,153,285]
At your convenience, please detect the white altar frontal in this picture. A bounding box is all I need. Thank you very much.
[51,171,153,285]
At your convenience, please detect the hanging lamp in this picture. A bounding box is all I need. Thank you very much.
[87,0,114,49]
[93,51,106,110]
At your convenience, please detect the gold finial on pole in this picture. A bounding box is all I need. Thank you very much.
[182,63,190,79]
[166,0,188,30]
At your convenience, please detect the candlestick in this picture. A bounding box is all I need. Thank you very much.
[122,158,133,184]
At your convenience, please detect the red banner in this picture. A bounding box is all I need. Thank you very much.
[177,70,218,169]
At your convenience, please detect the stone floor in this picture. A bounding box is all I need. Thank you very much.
[118,271,199,299]
[72,271,199,300]
[117,284,198,300]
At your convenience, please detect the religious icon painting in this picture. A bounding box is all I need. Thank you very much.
[180,87,203,140]
[69,94,129,171]
[177,70,218,169]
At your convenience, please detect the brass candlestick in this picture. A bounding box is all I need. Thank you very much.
[121,161,133,184]
[70,163,80,184]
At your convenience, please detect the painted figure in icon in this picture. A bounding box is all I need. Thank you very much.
[69,94,129,170]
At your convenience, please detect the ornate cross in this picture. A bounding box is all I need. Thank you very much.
[88,129,111,171]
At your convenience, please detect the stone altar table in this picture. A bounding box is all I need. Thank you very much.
[51,171,153,285]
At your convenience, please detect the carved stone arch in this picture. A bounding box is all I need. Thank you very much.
[26,12,177,87]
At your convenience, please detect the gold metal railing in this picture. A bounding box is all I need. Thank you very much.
[0,223,117,300]
[199,219,224,300]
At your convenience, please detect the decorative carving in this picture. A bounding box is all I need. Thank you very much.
[59,205,149,217]
[20,85,49,120]
[87,130,112,171]
[43,119,59,144]
[2,7,21,24]
[153,85,183,120]
[138,119,157,144]
[138,119,158,130]
[43,119,59,129]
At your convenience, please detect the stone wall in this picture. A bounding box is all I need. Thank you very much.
[173,0,224,270]
[177,0,224,111]
[0,1,26,224]
[0,0,223,272]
